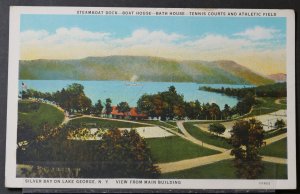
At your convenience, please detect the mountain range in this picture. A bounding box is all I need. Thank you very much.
[268,73,287,83]
[19,56,275,85]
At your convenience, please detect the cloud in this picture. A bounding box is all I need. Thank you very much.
[21,30,49,42]
[183,34,253,51]
[234,26,279,40]
[113,28,185,46]
[21,27,110,44]
[20,27,286,74]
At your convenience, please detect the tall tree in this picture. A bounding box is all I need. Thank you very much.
[230,119,265,179]
[105,98,112,116]
[94,99,104,116]
[208,103,221,120]
[222,104,231,120]
[117,101,130,118]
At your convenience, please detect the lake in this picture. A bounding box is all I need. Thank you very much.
[19,80,252,108]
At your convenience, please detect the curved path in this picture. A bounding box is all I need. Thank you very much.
[155,120,288,173]
[41,102,288,174]
[176,121,227,152]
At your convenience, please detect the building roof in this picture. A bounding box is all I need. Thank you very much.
[111,106,146,117]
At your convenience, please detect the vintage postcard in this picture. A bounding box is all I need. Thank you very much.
[6,6,296,190]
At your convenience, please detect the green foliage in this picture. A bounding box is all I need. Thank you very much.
[105,98,112,115]
[200,82,286,98]
[209,123,226,136]
[230,119,265,179]
[17,126,160,178]
[93,99,104,115]
[21,83,92,114]
[137,86,185,120]
[275,119,286,130]
[117,101,130,116]
[145,136,219,163]
[138,86,226,120]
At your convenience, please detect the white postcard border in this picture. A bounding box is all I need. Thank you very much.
[5,6,296,189]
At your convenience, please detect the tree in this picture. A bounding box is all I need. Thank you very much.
[86,129,160,178]
[275,119,286,130]
[78,94,92,114]
[105,98,112,116]
[168,85,176,93]
[222,104,231,120]
[94,100,104,116]
[208,103,221,120]
[208,123,226,136]
[230,119,265,179]
[117,101,130,118]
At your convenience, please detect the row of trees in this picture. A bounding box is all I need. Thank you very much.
[22,83,93,114]
[21,83,254,120]
[200,82,287,98]
[22,84,135,118]
[137,86,254,120]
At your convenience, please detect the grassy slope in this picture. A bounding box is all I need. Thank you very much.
[145,136,219,163]
[162,159,287,179]
[260,138,287,158]
[183,122,232,149]
[248,97,286,117]
[18,101,64,134]
[19,56,273,85]
[68,117,148,128]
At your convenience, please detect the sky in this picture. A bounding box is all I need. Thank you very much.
[20,14,286,75]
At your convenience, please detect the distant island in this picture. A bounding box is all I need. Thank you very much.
[20,55,275,85]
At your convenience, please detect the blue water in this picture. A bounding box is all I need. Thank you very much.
[19,80,252,108]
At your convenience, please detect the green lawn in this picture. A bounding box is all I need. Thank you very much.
[68,117,148,128]
[166,121,178,127]
[260,138,287,158]
[162,159,287,179]
[18,101,64,135]
[145,136,219,163]
[248,97,286,117]
[183,122,232,149]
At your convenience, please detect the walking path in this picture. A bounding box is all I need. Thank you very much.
[153,120,288,174]
[38,101,288,174]
[265,133,287,145]
[157,151,233,173]
[157,150,286,173]
[176,121,227,152]
[261,156,287,164]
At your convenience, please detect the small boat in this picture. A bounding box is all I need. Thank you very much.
[126,75,143,86]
